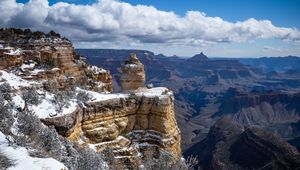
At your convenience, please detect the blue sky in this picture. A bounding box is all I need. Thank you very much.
[6,0,300,57]
[125,0,300,29]
[17,0,300,29]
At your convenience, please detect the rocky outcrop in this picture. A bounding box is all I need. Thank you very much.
[42,87,181,167]
[184,118,300,170]
[0,28,112,92]
[38,51,181,167]
[1,29,181,169]
[120,53,145,92]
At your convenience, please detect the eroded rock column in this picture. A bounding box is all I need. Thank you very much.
[120,53,145,92]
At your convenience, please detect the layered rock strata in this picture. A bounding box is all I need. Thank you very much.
[42,87,181,165]
[40,53,181,166]
[1,29,182,168]
[0,29,112,92]
[120,53,145,92]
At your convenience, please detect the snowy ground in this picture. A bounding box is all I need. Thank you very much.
[1,69,172,120]
[0,132,67,170]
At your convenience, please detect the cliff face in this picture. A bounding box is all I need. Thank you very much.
[0,29,181,168]
[0,29,112,92]
[42,55,181,166]
[43,87,181,165]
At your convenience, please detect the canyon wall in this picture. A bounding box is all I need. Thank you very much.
[0,29,181,168]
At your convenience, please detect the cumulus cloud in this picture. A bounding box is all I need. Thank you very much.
[0,0,300,48]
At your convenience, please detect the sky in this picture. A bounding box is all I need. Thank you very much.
[1,0,300,57]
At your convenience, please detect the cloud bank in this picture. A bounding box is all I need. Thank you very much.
[0,0,300,55]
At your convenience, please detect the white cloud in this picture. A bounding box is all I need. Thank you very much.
[263,45,283,53]
[0,0,299,55]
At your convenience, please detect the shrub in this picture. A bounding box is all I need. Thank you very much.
[52,90,72,113]
[0,151,14,169]
[22,87,40,105]
[77,147,107,170]
[17,110,42,140]
[0,94,14,132]
[43,79,58,92]
[141,149,189,170]
[0,82,12,100]
[16,109,107,170]
[101,147,119,170]
[76,91,91,104]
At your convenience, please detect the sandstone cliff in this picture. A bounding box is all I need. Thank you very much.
[0,28,112,92]
[0,28,181,169]
[41,55,181,167]
[120,53,145,92]
[42,87,181,166]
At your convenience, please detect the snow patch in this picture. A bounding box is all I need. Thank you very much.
[28,92,77,119]
[0,132,67,170]
[88,65,107,74]
[0,70,31,88]
[12,95,25,110]
[124,64,142,68]
[20,63,36,71]
[78,88,128,102]
[4,48,22,55]
[135,87,172,97]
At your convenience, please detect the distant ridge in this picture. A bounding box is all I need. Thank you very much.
[188,52,208,62]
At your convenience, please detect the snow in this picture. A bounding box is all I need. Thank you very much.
[124,64,142,68]
[28,92,77,119]
[28,93,56,118]
[0,70,31,88]
[12,95,25,110]
[135,87,172,97]
[20,63,36,71]
[88,65,107,74]
[51,67,60,71]
[0,132,67,170]
[80,88,128,102]
[88,136,128,151]
[30,68,46,75]
[81,87,171,103]
[4,48,22,55]
[19,62,46,75]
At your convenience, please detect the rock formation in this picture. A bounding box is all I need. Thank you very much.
[0,28,181,168]
[42,87,181,166]
[184,118,300,170]
[120,53,145,92]
[0,28,112,92]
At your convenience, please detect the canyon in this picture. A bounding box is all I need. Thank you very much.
[77,49,300,152]
[1,28,300,170]
[0,28,181,169]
